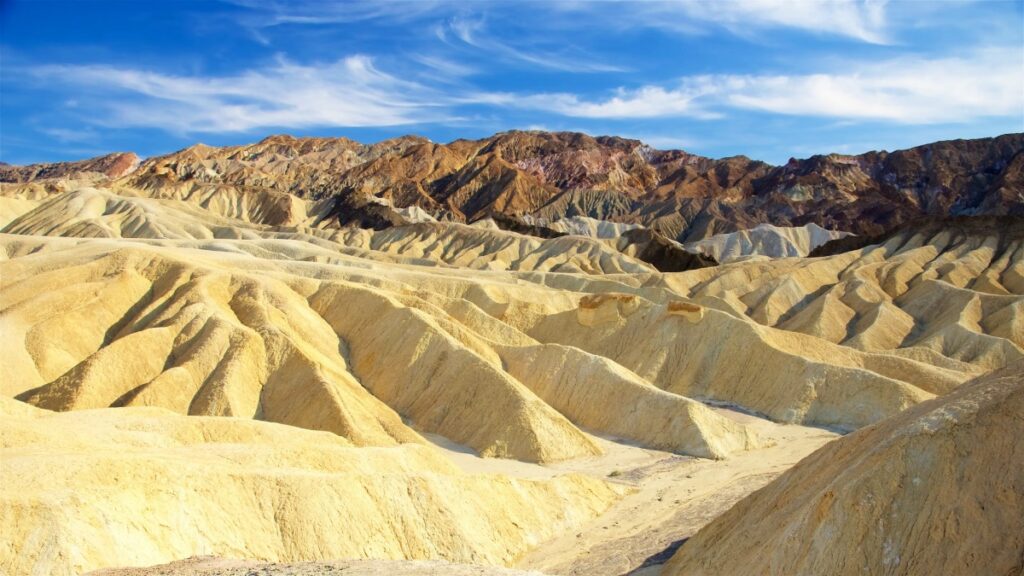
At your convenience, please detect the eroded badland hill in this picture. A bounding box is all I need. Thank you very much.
[2,131,1022,576]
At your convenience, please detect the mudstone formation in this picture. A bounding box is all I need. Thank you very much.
[1,131,1021,576]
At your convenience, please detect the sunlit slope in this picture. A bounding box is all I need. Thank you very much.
[2,132,1021,576]
[661,223,1024,381]
[1,234,758,461]
[664,362,1024,576]
[8,131,1019,239]
[89,557,546,576]
[522,292,937,430]
[0,399,622,576]
[2,187,655,274]
[683,222,851,261]
[2,187,1020,447]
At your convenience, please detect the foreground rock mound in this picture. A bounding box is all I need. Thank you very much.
[664,363,1024,576]
[0,399,621,576]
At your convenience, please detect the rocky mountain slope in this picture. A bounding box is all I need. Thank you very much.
[0,151,139,183]
[2,229,764,462]
[4,132,1021,242]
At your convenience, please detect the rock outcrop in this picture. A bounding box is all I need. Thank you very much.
[664,362,1024,576]
[5,132,1021,240]
[4,192,1019,437]
[0,151,139,183]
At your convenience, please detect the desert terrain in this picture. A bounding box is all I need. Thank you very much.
[1,131,1022,576]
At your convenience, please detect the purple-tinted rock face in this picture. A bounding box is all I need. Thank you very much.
[8,131,1022,239]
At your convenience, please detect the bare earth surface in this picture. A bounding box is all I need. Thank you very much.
[79,408,835,576]
[87,556,544,575]
[2,137,1021,576]
[514,409,836,576]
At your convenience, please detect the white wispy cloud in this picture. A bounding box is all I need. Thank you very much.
[221,0,450,45]
[22,46,1021,138]
[437,16,626,73]
[39,127,101,143]
[31,56,459,133]
[231,1,893,45]
[715,48,1023,122]
[515,48,1024,124]
[409,54,478,79]
[226,0,446,27]
[514,86,720,119]
[678,0,890,44]
[560,0,892,44]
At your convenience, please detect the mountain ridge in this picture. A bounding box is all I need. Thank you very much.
[3,131,1021,242]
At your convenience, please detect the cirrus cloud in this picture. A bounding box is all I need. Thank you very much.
[515,47,1024,124]
[18,46,1023,141]
[29,56,458,134]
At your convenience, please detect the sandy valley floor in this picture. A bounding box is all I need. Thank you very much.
[514,409,835,575]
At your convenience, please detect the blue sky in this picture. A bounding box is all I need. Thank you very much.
[2,0,1022,165]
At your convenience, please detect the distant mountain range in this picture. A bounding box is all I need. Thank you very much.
[3,131,1021,241]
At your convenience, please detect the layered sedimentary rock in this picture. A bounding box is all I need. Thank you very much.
[1,231,763,462]
[3,185,1019,439]
[664,362,1024,576]
[540,215,643,238]
[0,188,656,274]
[5,131,1021,240]
[524,291,936,431]
[661,221,1024,379]
[2,130,1022,576]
